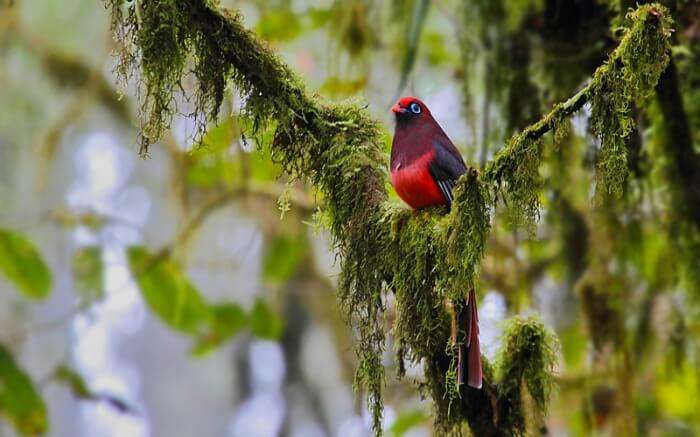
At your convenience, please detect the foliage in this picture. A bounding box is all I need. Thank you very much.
[0,228,51,299]
[0,0,695,434]
[127,247,211,333]
[192,303,248,355]
[72,246,104,303]
[0,344,47,435]
[250,298,284,340]
[495,316,558,434]
[387,408,429,436]
[50,365,135,414]
[261,233,307,285]
[127,247,281,354]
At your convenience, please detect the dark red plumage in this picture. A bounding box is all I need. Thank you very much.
[390,96,482,389]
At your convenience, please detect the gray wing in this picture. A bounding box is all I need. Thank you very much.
[428,136,467,206]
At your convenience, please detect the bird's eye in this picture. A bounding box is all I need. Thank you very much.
[410,102,421,114]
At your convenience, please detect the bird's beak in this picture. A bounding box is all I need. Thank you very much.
[391,103,406,114]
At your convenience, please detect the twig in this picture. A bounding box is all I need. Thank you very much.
[170,181,315,254]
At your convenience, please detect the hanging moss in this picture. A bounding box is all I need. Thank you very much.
[388,208,447,360]
[105,1,672,435]
[486,4,672,221]
[486,135,544,230]
[589,63,634,199]
[495,316,558,435]
[618,7,673,100]
[577,272,624,351]
[589,5,672,198]
[483,77,588,229]
[438,169,491,301]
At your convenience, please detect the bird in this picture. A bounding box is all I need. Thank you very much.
[390,96,482,390]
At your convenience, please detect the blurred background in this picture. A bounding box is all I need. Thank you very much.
[1,0,699,436]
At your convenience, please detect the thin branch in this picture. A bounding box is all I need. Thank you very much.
[516,82,590,143]
[9,20,131,124]
[172,181,315,252]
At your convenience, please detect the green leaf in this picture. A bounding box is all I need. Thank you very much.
[51,364,135,414]
[52,365,90,398]
[256,9,301,42]
[192,303,248,356]
[307,7,332,28]
[250,299,283,340]
[320,76,368,97]
[199,116,238,149]
[423,31,452,66]
[0,228,51,299]
[127,247,209,333]
[388,408,428,436]
[128,248,251,355]
[261,234,307,284]
[249,152,282,183]
[656,362,700,421]
[187,118,238,188]
[0,344,47,435]
[72,246,104,302]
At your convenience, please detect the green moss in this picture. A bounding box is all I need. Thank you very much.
[589,63,634,199]
[577,272,624,351]
[590,5,672,198]
[138,1,190,151]
[443,345,460,412]
[388,208,447,359]
[438,170,491,300]
[486,135,543,230]
[378,184,491,433]
[495,316,558,435]
[485,4,671,219]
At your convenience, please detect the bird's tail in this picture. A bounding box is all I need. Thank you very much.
[453,288,482,389]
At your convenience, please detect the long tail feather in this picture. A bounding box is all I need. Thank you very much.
[456,289,482,389]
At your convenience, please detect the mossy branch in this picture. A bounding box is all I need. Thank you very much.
[105,1,671,435]
[485,5,672,226]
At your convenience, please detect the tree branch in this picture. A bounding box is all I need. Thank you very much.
[9,20,130,124]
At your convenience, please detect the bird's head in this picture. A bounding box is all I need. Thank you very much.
[391,96,431,124]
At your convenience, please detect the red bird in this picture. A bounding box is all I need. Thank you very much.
[390,96,482,389]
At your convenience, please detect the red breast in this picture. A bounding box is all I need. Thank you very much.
[390,151,447,209]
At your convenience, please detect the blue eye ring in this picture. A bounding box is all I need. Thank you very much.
[409,102,421,114]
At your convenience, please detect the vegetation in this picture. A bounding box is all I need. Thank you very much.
[1,0,699,436]
[104,1,672,435]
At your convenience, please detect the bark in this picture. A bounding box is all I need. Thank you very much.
[655,59,700,228]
